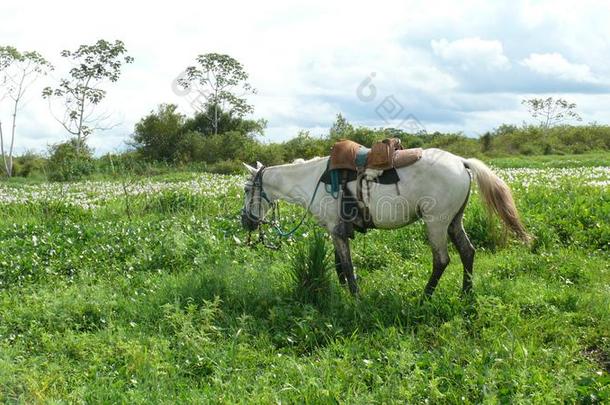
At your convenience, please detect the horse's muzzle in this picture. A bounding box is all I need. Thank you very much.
[241,209,259,231]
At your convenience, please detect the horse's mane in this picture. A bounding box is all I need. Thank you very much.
[287,156,326,166]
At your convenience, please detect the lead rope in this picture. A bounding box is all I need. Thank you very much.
[246,163,327,248]
[271,175,324,237]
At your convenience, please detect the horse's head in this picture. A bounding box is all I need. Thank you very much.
[241,161,274,231]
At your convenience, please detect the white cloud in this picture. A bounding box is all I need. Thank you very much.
[521,52,594,82]
[431,37,510,71]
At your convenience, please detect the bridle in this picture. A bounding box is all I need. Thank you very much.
[241,164,325,248]
[241,166,283,248]
[242,166,274,227]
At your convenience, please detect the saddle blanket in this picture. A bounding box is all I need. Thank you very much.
[320,167,400,186]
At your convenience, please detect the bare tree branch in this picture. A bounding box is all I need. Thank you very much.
[42,39,133,152]
[0,46,53,176]
[522,97,582,130]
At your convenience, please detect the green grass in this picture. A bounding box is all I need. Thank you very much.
[0,154,609,403]
[488,151,610,168]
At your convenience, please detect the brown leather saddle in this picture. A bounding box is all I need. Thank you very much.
[329,138,422,171]
[323,138,423,238]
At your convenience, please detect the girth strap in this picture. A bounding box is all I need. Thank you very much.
[356,171,375,229]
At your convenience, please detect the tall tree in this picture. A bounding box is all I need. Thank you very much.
[42,39,133,151]
[522,97,582,129]
[329,113,354,140]
[0,46,52,176]
[178,53,256,135]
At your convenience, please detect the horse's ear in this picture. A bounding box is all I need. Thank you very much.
[256,161,264,169]
[243,162,257,174]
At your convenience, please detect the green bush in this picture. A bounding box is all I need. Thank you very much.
[174,131,209,163]
[283,131,329,161]
[47,139,94,182]
[290,231,333,307]
[13,151,46,178]
[246,142,286,166]
[9,112,607,182]
[131,103,185,161]
[127,104,610,170]
[463,197,507,251]
[428,133,481,157]
[96,151,153,176]
[207,160,244,174]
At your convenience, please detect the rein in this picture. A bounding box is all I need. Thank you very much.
[270,177,324,237]
[243,164,325,248]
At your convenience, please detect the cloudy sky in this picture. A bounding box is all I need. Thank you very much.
[1,0,609,154]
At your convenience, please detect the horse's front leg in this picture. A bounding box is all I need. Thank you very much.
[332,234,359,295]
[334,250,347,285]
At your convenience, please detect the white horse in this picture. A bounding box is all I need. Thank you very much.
[241,148,529,296]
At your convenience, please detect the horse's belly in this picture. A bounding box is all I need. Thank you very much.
[367,193,420,229]
[344,181,419,229]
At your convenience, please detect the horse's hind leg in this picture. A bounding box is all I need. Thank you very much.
[423,222,450,297]
[448,195,475,294]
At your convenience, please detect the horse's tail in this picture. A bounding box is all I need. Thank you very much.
[463,158,530,242]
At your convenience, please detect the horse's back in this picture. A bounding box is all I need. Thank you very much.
[365,148,471,228]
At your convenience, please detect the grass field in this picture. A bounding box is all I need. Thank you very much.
[0,154,609,403]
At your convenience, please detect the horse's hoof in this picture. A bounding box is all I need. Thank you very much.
[419,290,434,304]
[348,283,359,296]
